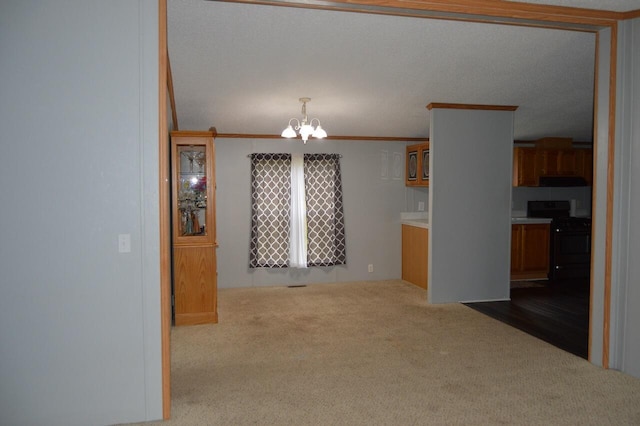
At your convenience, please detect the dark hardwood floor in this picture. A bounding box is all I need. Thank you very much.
[464,280,590,359]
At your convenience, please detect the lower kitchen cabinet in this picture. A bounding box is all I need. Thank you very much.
[402,224,428,289]
[511,223,550,280]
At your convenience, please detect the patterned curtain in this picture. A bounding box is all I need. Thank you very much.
[249,154,291,268]
[304,154,346,266]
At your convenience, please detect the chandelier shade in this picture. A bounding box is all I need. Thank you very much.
[281,97,327,144]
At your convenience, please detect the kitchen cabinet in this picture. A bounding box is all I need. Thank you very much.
[540,149,577,176]
[171,130,218,325]
[402,224,428,289]
[511,223,550,280]
[512,147,538,186]
[405,142,430,187]
[512,146,592,187]
[575,149,593,185]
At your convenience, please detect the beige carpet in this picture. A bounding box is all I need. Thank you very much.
[129,280,640,425]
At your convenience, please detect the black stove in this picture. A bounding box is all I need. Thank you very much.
[527,200,591,282]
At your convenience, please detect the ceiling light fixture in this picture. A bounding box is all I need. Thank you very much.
[281,97,327,144]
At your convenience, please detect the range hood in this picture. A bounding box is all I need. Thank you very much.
[538,176,588,187]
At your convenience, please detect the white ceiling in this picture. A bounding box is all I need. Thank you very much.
[167,0,637,141]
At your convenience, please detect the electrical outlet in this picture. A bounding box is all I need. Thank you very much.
[368,264,374,273]
[418,201,425,211]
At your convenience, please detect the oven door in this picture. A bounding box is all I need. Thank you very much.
[550,229,591,281]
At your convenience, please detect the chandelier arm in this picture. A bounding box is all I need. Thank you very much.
[289,118,301,130]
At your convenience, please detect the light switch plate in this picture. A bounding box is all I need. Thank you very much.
[118,234,131,253]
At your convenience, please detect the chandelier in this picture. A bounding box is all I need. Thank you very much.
[281,97,327,144]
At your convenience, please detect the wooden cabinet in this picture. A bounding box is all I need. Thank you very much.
[406,142,429,187]
[540,149,577,176]
[511,223,550,280]
[575,149,593,185]
[512,147,538,186]
[512,146,592,187]
[402,224,428,289]
[171,131,218,325]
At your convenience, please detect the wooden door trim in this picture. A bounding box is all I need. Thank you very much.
[158,0,171,419]
[157,0,622,414]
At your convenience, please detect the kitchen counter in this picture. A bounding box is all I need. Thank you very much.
[400,213,551,227]
[402,218,429,229]
[511,217,553,225]
[401,212,429,229]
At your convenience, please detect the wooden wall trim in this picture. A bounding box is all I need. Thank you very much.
[588,30,601,364]
[214,132,428,141]
[222,0,621,27]
[171,130,214,138]
[623,9,640,20]
[427,102,518,111]
[602,22,618,370]
[158,0,171,419]
[167,51,178,131]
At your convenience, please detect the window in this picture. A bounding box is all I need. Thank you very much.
[249,153,346,268]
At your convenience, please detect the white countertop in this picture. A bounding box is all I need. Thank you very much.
[400,212,553,228]
[510,217,553,224]
[401,212,429,229]
[401,218,429,229]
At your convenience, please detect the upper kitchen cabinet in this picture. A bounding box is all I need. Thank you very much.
[406,142,430,187]
[513,147,538,186]
[575,149,593,185]
[512,138,592,187]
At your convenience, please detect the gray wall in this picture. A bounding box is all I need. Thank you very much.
[215,138,408,288]
[611,17,640,378]
[512,185,592,216]
[428,107,513,303]
[0,1,162,425]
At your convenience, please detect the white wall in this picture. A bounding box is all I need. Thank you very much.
[215,138,408,288]
[0,1,162,425]
[611,17,640,378]
[428,107,514,303]
[512,186,592,216]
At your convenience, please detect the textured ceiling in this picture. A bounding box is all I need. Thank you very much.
[167,0,632,141]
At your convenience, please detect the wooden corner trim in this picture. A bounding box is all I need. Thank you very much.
[170,130,214,138]
[427,102,518,111]
[158,0,171,420]
[241,0,622,27]
[622,9,640,19]
[167,50,178,131]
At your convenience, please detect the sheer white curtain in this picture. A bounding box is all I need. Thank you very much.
[289,153,308,268]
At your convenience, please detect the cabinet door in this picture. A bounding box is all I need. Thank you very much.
[540,149,577,176]
[520,224,550,275]
[511,223,550,280]
[575,149,593,185]
[513,147,538,186]
[174,245,218,325]
[418,143,430,186]
[402,225,428,289]
[171,132,216,246]
[510,225,523,274]
[406,145,419,186]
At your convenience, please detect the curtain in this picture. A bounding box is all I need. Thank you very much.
[289,153,308,268]
[249,154,291,268]
[304,154,346,266]
[249,153,346,268]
